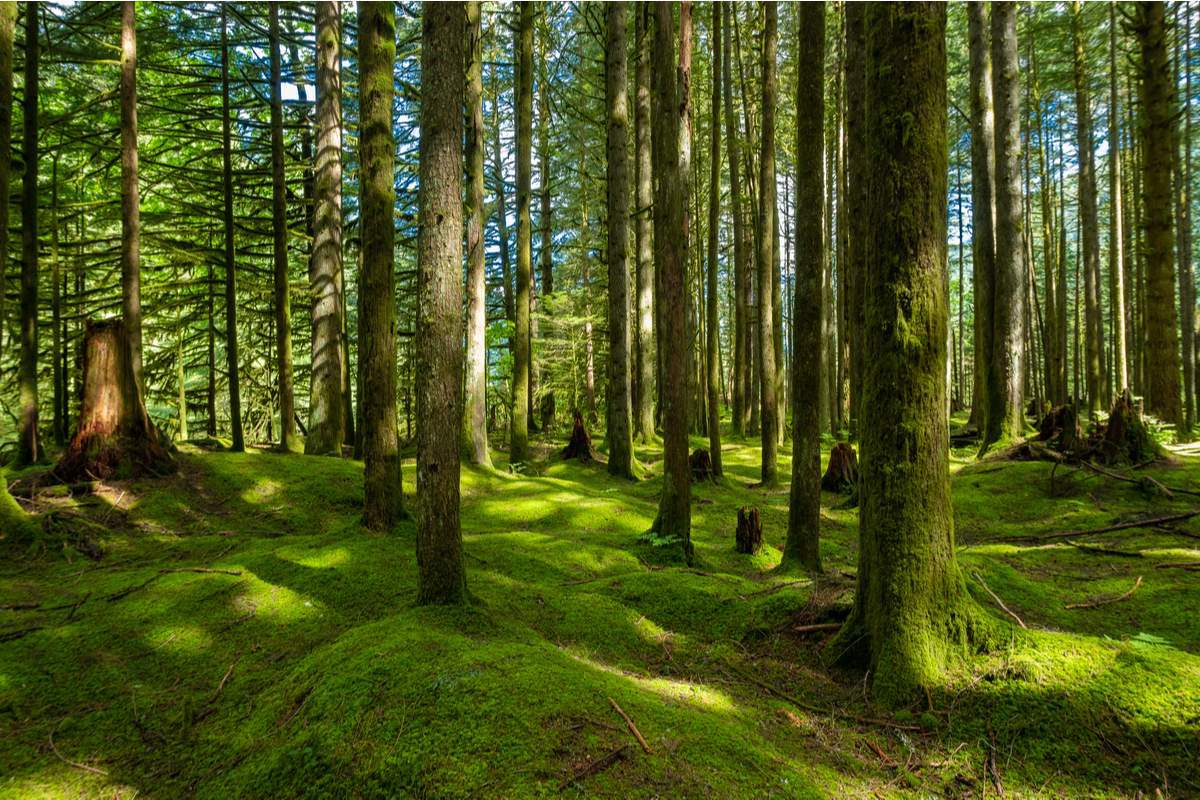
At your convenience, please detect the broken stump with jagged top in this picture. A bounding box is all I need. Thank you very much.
[736,507,762,554]
[560,410,600,462]
[820,442,859,493]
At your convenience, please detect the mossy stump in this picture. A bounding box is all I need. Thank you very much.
[1036,404,1081,452]
[689,448,715,482]
[560,410,599,462]
[820,443,859,493]
[1100,390,1161,465]
[55,320,176,482]
[735,507,762,554]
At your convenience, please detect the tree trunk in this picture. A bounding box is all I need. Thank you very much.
[359,1,403,529]
[735,507,762,555]
[1174,4,1195,436]
[220,6,244,452]
[416,0,468,604]
[843,3,866,434]
[966,2,996,433]
[0,3,14,363]
[305,0,346,456]
[633,3,656,444]
[119,0,144,400]
[268,5,295,451]
[831,3,991,707]
[511,1,533,465]
[537,44,555,431]
[722,4,747,439]
[56,320,175,481]
[1135,1,1182,428]
[462,1,491,467]
[785,0,824,574]
[704,1,723,477]
[17,0,38,466]
[757,2,780,486]
[649,0,692,564]
[50,160,63,446]
[490,67,514,329]
[1109,3,1129,395]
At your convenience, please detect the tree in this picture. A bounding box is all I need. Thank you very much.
[722,3,749,439]
[1109,1,1129,395]
[360,0,403,530]
[832,2,992,707]
[605,2,635,480]
[649,0,692,563]
[120,0,143,397]
[982,2,1025,450]
[17,0,38,466]
[268,4,295,451]
[511,1,533,465]
[306,0,346,456]
[0,2,14,361]
[703,1,723,477]
[1135,1,1182,428]
[633,3,655,444]
[785,0,823,573]
[220,5,244,453]
[966,2,996,432]
[757,1,780,485]
[416,0,468,604]
[843,3,866,430]
[462,0,491,467]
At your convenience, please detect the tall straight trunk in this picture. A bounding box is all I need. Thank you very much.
[606,2,635,479]
[306,0,346,456]
[462,1,491,467]
[416,0,468,604]
[1072,1,1105,418]
[649,0,692,564]
[757,1,780,485]
[50,160,62,445]
[535,40,554,430]
[120,0,143,398]
[984,2,1026,448]
[491,70,514,327]
[835,5,849,427]
[633,3,656,443]
[1056,111,1070,404]
[1136,1,1182,427]
[511,1,533,464]
[832,2,990,707]
[206,258,216,435]
[785,0,824,573]
[1110,3,1128,394]
[17,0,38,466]
[704,1,723,476]
[967,2,996,431]
[1174,4,1195,434]
[679,2,694,442]
[359,0,403,529]
[1033,43,1061,405]
[0,3,14,362]
[220,6,244,451]
[843,3,866,432]
[722,2,748,438]
[269,5,295,450]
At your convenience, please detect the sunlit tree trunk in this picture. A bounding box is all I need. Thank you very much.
[268,4,295,450]
[0,2,14,362]
[1108,2,1129,395]
[633,3,656,443]
[966,2,995,431]
[704,1,723,476]
[843,3,866,432]
[119,0,144,400]
[220,6,244,452]
[511,1,533,464]
[757,1,780,485]
[17,0,39,466]
[1173,3,1195,435]
[722,3,748,439]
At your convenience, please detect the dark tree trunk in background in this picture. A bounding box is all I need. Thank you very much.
[511,1,533,465]
[306,0,346,456]
[120,1,143,398]
[723,3,748,440]
[983,2,1026,449]
[359,1,403,529]
[649,0,692,564]
[704,1,723,478]
[462,1,491,467]
[56,320,175,481]
[633,3,656,444]
[537,44,555,431]
[967,2,996,432]
[268,4,295,451]
[757,1,780,486]
[831,3,991,707]
[785,0,823,574]
[605,2,635,480]
[17,0,39,466]
[1174,4,1195,436]
[491,68,514,327]
[843,3,866,433]
[1135,1,1182,428]
[416,0,468,604]
[220,6,244,452]
[0,3,14,363]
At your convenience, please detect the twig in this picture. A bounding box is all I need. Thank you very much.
[0,626,44,643]
[739,579,811,600]
[987,726,1006,798]
[1154,561,1200,570]
[49,720,108,776]
[725,665,922,731]
[792,622,843,634]
[159,567,242,576]
[210,659,239,704]
[559,744,627,790]
[1066,576,1143,609]
[865,738,898,768]
[608,697,651,754]
[1015,510,1200,543]
[971,572,1027,629]
[64,592,91,621]
[1063,539,1143,558]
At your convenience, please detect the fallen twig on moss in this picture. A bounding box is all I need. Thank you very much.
[49,720,108,776]
[1066,576,1143,609]
[608,697,651,754]
[559,744,627,790]
[1063,539,1143,558]
[971,572,1026,629]
[1011,510,1200,543]
[724,665,923,731]
[1154,561,1200,571]
[792,622,842,634]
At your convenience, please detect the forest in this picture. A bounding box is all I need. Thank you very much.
[1,1,1199,797]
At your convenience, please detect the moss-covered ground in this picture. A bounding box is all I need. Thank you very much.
[2,428,1198,798]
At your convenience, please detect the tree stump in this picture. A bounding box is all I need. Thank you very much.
[55,320,176,481]
[1100,390,1160,464]
[689,448,715,482]
[820,442,859,493]
[560,410,600,462]
[1036,404,1081,452]
[735,507,762,554]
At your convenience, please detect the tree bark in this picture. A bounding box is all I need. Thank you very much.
[220,6,244,452]
[843,3,866,434]
[1109,3,1129,395]
[268,4,295,451]
[704,1,723,477]
[0,2,11,363]
[1135,1,1182,428]
[119,0,144,400]
[633,3,656,444]
[1174,4,1195,435]
[757,2,779,485]
[359,1,403,529]
[306,0,346,456]
[722,3,749,439]
[511,1,533,465]
[966,2,996,432]
[416,0,468,604]
[831,3,991,707]
[17,0,38,466]
[649,0,692,564]
[785,0,824,574]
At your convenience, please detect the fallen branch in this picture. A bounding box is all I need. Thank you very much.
[49,721,108,776]
[159,567,242,576]
[725,664,922,731]
[1154,561,1200,570]
[1015,510,1200,543]
[1063,539,1143,558]
[559,745,627,790]
[1066,576,1143,609]
[0,626,44,643]
[865,738,898,768]
[608,697,651,754]
[739,579,810,600]
[971,572,1026,629]
[210,658,239,704]
[792,622,843,634]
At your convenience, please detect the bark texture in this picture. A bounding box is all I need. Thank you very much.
[511,1,533,464]
[268,4,295,450]
[967,2,996,433]
[633,3,656,444]
[704,1,723,478]
[757,1,780,485]
[220,6,244,452]
[0,2,12,363]
[723,3,749,439]
[120,1,143,396]
[17,0,38,466]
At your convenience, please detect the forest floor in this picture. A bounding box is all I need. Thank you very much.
[1,423,1199,799]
